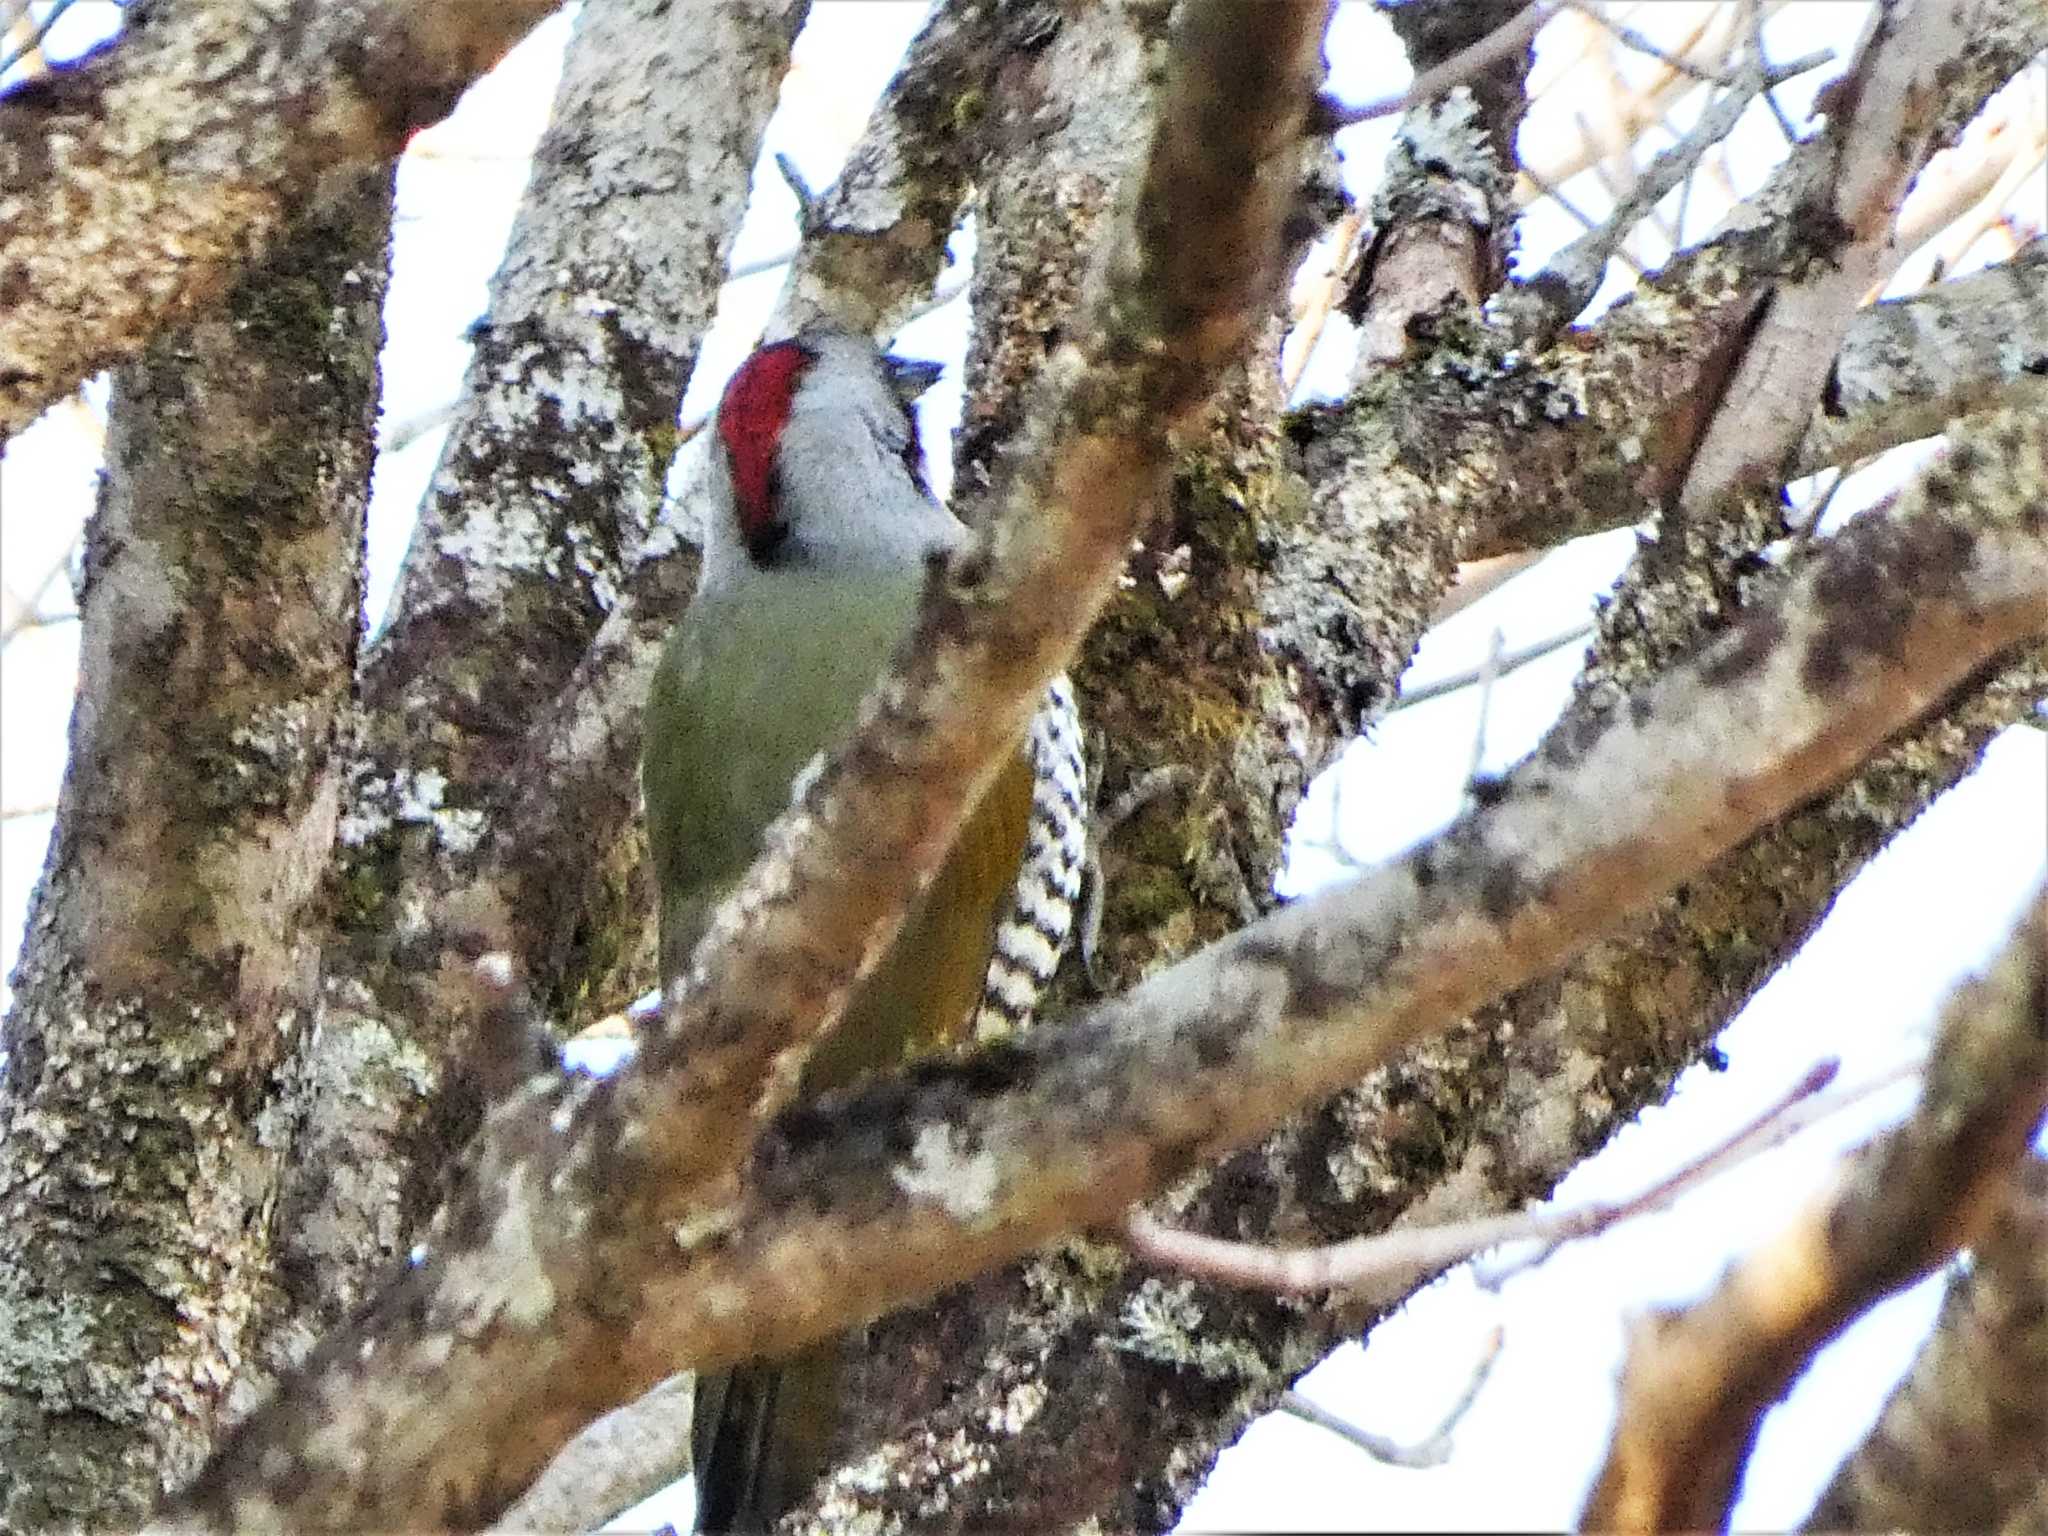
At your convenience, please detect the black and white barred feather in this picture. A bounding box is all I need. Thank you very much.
[972,674,1087,1039]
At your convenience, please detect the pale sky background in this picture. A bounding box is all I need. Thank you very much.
[2,4,2045,1531]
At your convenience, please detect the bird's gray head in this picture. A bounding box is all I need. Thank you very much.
[697,326,959,596]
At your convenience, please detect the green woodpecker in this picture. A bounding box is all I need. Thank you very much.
[641,327,1085,1532]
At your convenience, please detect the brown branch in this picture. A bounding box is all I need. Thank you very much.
[164,405,2047,1528]
[1801,1152,2048,1533]
[155,5,1335,1524]
[1679,0,1970,511]
[1122,1058,1842,1298]
[1793,239,2048,477]
[0,0,561,438]
[1581,885,2048,1534]
[1320,0,1556,127]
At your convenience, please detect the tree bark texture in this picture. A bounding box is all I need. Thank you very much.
[0,169,390,1529]
[0,1,2042,1529]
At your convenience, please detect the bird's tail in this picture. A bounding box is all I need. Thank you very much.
[692,1344,842,1533]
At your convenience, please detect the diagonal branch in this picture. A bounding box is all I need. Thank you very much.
[171,400,2043,1529]
[155,4,1336,1524]
[1800,1153,2048,1534]
[1678,0,1971,512]
[1582,883,2048,1534]
[1792,237,2048,477]
[0,0,562,438]
[631,0,1335,1186]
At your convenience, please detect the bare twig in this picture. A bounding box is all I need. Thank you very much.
[1321,0,1558,128]
[1583,887,2048,1533]
[1500,46,1833,339]
[1285,209,1363,397]
[1395,621,1594,712]
[0,0,79,80]
[1,542,75,644]
[1124,1057,1843,1297]
[1279,1325,1504,1468]
[1565,1,1730,87]
[1461,627,1507,798]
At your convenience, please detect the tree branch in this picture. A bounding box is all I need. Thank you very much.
[1792,238,2048,477]
[0,0,562,437]
[1677,0,1970,512]
[1801,1151,2048,1533]
[270,0,805,1362]
[164,404,2048,1528]
[1582,885,2048,1533]
[155,4,1335,1523]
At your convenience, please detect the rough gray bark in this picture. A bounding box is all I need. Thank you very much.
[269,0,808,1366]
[1802,1154,2048,1534]
[0,0,559,435]
[1586,887,2048,1531]
[0,169,390,1531]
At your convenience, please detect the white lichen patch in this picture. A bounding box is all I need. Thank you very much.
[892,1123,1002,1224]
[393,767,449,822]
[433,1165,558,1337]
[986,1377,1047,1436]
[432,804,488,856]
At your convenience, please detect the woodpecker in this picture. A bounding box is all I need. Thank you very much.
[641,327,1086,1532]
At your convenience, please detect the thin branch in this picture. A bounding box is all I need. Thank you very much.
[1461,627,1507,799]
[1284,208,1363,397]
[1123,1057,1842,1297]
[1582,886,2048,1533]
[1564,1,1730,87]
[1321,0,1558,128]
[1499,46,1833,340]
[1394,620,1594,711]
[0,537,75,644]
[0,0,79,80]
[1279,1325,1503,1468]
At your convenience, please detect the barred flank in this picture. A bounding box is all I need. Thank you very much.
[973,675,1088,1039]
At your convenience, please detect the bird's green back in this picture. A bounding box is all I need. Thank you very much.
[644,566,1036,1530]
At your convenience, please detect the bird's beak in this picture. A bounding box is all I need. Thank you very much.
[884,355,945,406]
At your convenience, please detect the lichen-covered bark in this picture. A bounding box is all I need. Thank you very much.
[155,5,1337,1523]
[162,404,2048,1534]
[1793,238,2048,477]
[1802,1153,2048,1533]
[269,0,808,1364]
[1347,0,1525,371]
[0,170,389,1531]
[0,0,557,436]
[775,0,1037,337]
[1585,889,2048,1531]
